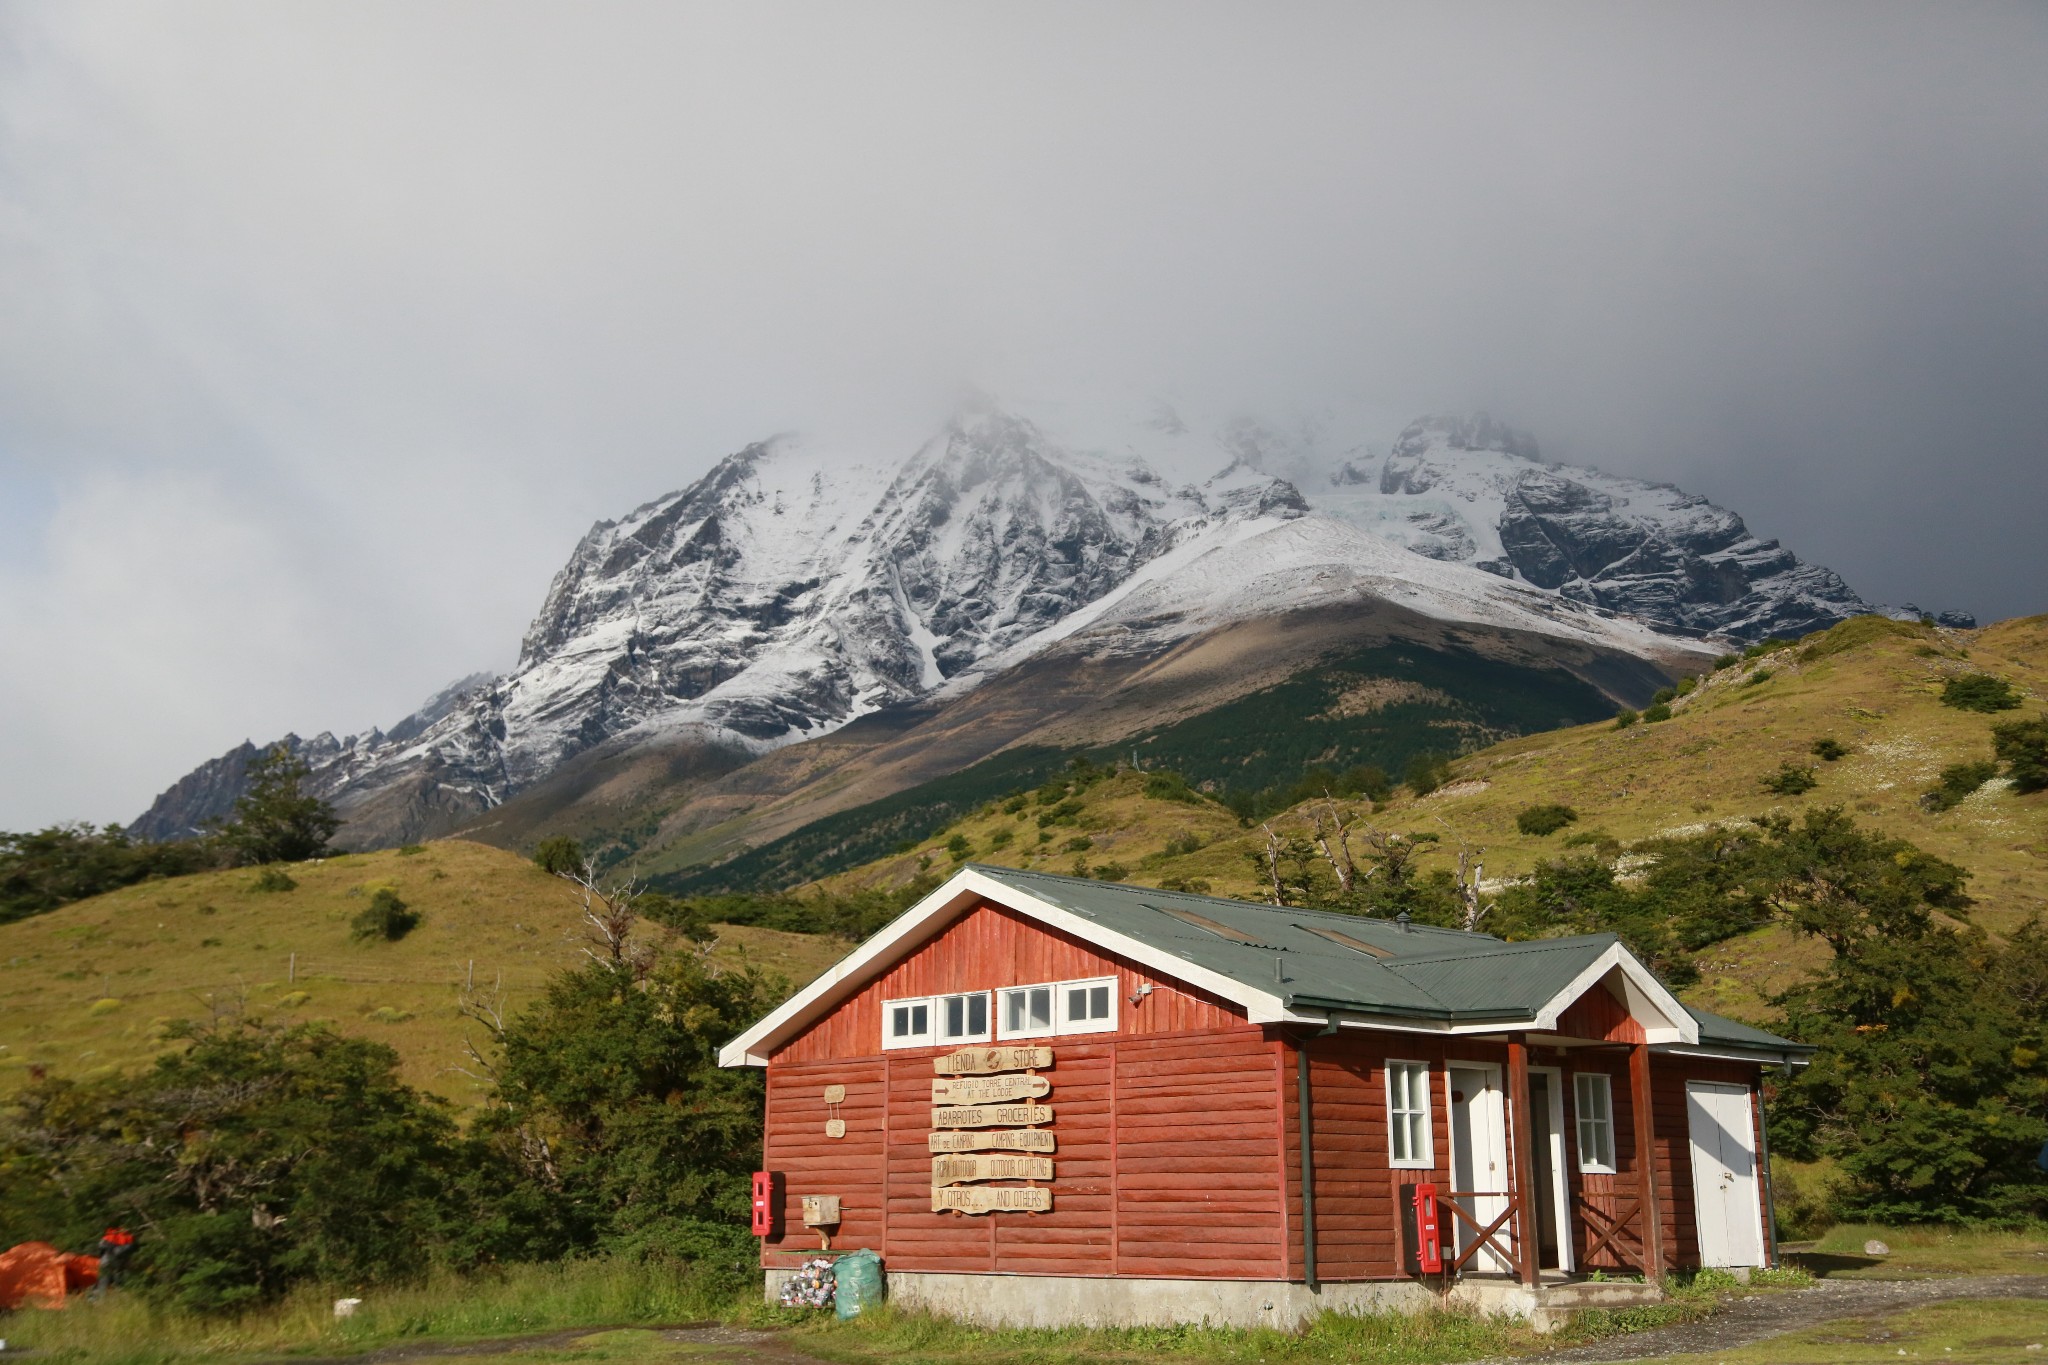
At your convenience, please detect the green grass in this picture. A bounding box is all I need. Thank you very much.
[0,1257,743,1364]
[0,840,845,1107]
[766,1302,1524,1365]
[1622,1297,2048,1365]
[1790,1222,2048,1277]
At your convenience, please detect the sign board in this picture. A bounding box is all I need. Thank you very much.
[822,1084,846,1104]
[824,1119,846,1139]
[928,1129,1056,1154]
[933,1154,1053,1185]
[931,1074,1050,1106]
[934,1046,1052,1075]
[932,1186,1053,1215]
[800,1193,840,1227]
[932,1103,1051,1129]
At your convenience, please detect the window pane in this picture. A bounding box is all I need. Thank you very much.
[1030,987,1051,1028]
[967,993,987,1035]
[1089,985,1110,1019]
[945,996,965,1038]
[892,1006,910,1037]
[1408,1112,1426,1162]
[1067,987,1087,1021]
[912,1004,928,1035]
[1005,991,1025,1032]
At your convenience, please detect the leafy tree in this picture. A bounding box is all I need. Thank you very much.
[1761,762,1818,795]
[1403,751,1452,796]
[212,746,339,865]
[1992,717,2048,793]
[471,948,778,1261]
[1642,702,1673,723]
[350,888,420,941]
[1613,708,1640,729]
[1515,804,1579,836]
[945,832,972,862]
[0,1018,467,1312]
[1922,760,1997,812]
[0,823,215,925]
[1941,673,2021,712]
[532,836,585,876]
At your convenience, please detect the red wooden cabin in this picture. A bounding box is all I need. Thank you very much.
[720,866,1809,1327]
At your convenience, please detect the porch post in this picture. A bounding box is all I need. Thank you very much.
[1629,1042,1666,1278]
[1506,1035,1539,1287]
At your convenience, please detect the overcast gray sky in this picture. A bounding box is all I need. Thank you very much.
[2,2,2044,830]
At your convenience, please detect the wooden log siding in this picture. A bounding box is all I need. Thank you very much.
[758,900,1774,1279]
[774,901,1244,1065]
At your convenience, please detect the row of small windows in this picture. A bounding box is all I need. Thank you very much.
[1384,1061,1617,1175]
[883,977,1117,1049]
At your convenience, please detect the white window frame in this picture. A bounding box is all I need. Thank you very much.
[936,990,993,1045]
[1057,976,1118,1034]
[1386,1060,1435,1169]
[1574,1072,1617,1174]
[882,996,934,1050]
[997,983,1059,1040]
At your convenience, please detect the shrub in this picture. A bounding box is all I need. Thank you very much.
[988,827,1014,850]
[945,833,972,862]
[1712,654,1740,671]
[1810,737,1849,762]
[1922,760,1998,812]
[1993,717,2048,793]
[1613,709,1639,729]
[1651,687,1677,705]
[1163,830,1206,857]
[398,844,426,856]
[1762,763,1819,796]
[1001,795,1027,815]
[1404,752,1452,796]
[532,836,584,876]
[250,866,297,893]
[1942,673,2021,712]
[1063,836,1094,853]
[1092,862,1129,882]
[1158,876,1212,894]
[1142,770,1205,805]
[1642,702,1673,723]
[1516,804,1579,837]
[1745,669,1774,686]
[1676,677,1697,696]
[350,888,420,942]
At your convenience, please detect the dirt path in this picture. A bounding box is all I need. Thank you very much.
[1524,1273,2048,1363]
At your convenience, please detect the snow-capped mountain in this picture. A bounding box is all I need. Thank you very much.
[129,402,1865,848]
[1308,415,1869,640]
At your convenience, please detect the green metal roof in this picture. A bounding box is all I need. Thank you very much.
[967,864,1806,1052]
[1686,1004,1815,1054]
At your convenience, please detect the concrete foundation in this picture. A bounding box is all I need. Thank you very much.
[763,1267,1665,1333]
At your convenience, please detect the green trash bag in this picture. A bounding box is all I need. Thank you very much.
[832,1248,884,1320]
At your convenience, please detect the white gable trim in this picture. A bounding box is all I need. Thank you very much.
[716,868,1315,1067]
[1529,944,1699,1045]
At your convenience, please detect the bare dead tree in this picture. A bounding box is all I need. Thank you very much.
[1256,823,1286,905]
[1435,815,1488,932]
[1310,798,1359,894]
[453,973,511,1086]
[561,857,656,979]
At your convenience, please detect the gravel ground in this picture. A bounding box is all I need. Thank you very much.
[1523,1274,2048,1363]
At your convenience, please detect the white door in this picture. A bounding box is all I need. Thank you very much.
[1447,1065,1512,1274]
[1685,1081,1765,1267]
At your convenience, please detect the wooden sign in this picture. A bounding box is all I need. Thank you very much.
[801,1194,841,1227]
[824,1119,846,1139]
[822,1084,846,1104]
[932,1103,1052,1129]
[931,1074,1050,1106]
[934,1046,1052,1075]
[928,1129,1056,1153]
[932,1154,1053,1185]
[932,1186,1053,1215]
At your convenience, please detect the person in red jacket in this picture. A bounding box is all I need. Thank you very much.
[91,1227,135,1295]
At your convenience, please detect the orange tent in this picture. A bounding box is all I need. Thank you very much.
[0,1241,99,1310]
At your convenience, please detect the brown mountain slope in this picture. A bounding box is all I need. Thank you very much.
[460,597,1698,878]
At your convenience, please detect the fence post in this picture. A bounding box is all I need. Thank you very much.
[289,952,296,984]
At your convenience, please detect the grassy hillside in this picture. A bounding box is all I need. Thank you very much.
[0,840,844,1106]
[818,615,2048,1023]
